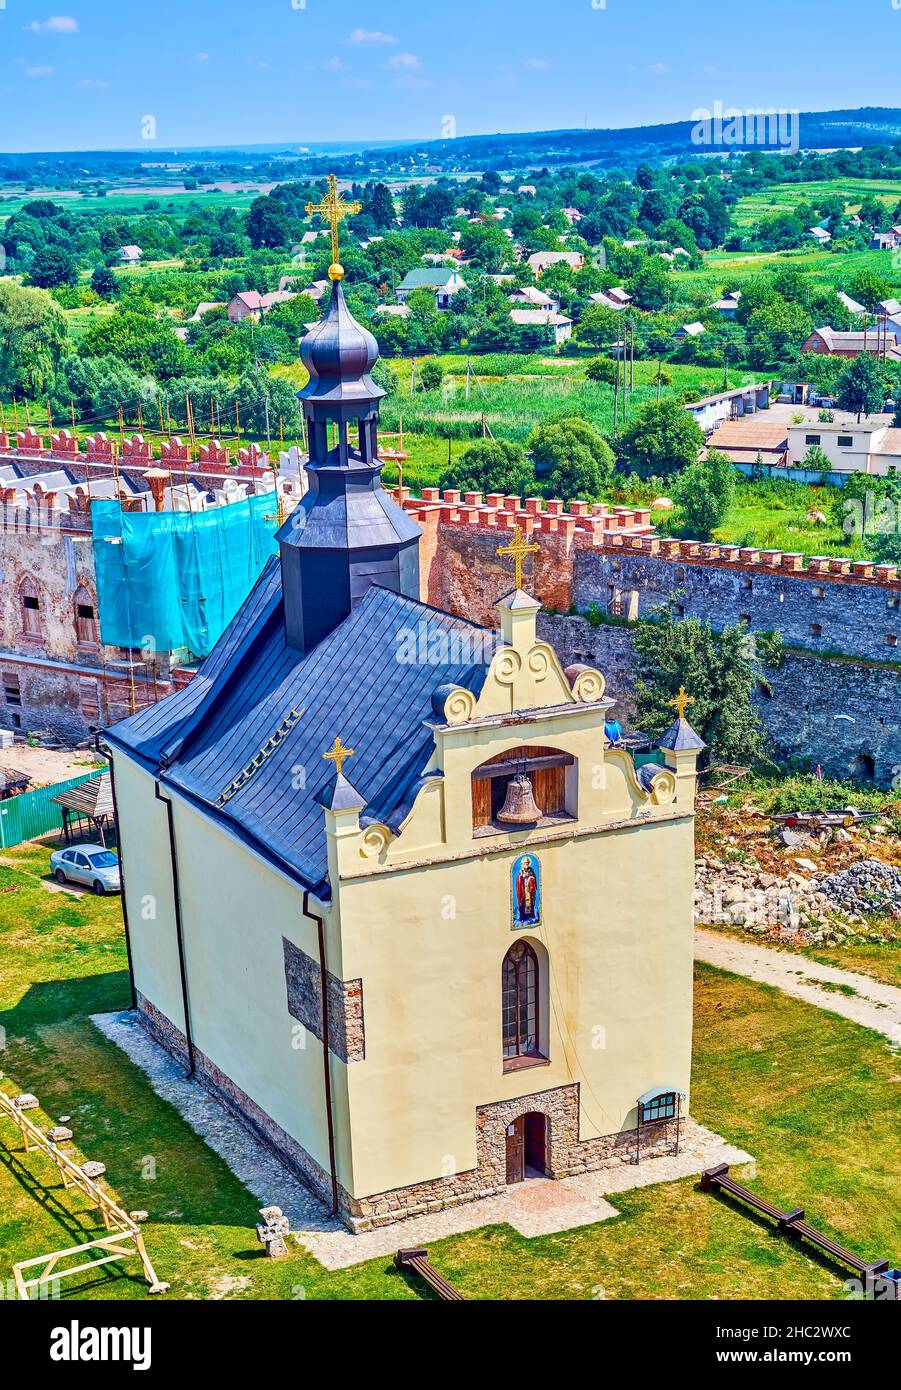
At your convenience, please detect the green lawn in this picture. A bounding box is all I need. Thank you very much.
[732,178,901,228]
[672,245,901,300]
[0,841,898,1301]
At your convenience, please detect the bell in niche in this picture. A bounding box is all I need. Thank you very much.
[496,772,542,826]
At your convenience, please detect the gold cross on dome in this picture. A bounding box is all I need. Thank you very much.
[323,735,354,777]
[305,174,362,282]
[496,524,540,592]
[668,686,695,721]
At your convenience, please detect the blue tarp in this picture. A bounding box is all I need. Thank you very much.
[92,496,279,658]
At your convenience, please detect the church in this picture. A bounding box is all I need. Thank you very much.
[104,187,703,1232]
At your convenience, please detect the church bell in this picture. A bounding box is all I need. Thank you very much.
[496,772,542,826]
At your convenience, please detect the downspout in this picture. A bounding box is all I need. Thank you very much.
[103,749,136,1010]
[154,782,195,1078]
[303,890,339,1217]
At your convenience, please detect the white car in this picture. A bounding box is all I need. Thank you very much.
[50,844,122,895]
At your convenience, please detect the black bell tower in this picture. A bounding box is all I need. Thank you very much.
[277,235,421,654]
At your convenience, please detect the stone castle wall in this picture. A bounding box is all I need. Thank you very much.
[538,613,901,787]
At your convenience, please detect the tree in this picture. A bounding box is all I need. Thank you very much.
[28,245,78,289]
[528,417,615,501]
[836,354,886,422]
[673,450,735,540]
[631,612,769,766]
[0,281,68,396]
[91,266,120,300]
[419,358,444,391]
[246,196,292,249]
[440,438,533,497]
[576,302,621,350]
[366,182,396,230]
[619,398,704,477]
[585,355,617,383]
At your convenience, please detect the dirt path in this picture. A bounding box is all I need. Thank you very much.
[695,928,901,1045]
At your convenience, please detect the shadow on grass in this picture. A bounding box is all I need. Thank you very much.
[1,969,131,1035]
[701,1182,866,1285]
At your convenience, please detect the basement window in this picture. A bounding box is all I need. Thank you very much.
[3,673,21,708]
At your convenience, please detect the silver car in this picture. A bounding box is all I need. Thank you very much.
[50,844,121,895]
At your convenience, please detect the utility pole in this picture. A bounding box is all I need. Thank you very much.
[613,333,620,434]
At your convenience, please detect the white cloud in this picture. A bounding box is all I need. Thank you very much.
[26,16,79,33]
[386,52,420,70]
[25,65,55,77]
[647,62,670,74]
[77,77,108,89]
[345,28,397,45]
[194,52,209,63]
[326,56,344,70]
[525,57,549,70]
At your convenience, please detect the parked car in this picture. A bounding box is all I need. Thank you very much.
[50,844,121,895]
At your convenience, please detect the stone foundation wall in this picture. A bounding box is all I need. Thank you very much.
[537,612,901,788]
[135,995,670,1233]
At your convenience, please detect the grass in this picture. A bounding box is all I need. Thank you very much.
[732,178,901,228]
[0,840,898,1300]
[671,245,901,300]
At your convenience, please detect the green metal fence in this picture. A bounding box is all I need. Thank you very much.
[0,770,104,850]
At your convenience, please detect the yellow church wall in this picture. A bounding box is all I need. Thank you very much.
[112,753,346,1194]
[334,812,695,1202]
[112,754,186,1035]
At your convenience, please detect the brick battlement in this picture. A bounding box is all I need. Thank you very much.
[597,533,899,586]
[392,487,654,541]
[0,430,276,480]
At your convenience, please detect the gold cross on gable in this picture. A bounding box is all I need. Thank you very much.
[323,735,354,777]
[668,686,695,721]
[496,524,540,592]
[305,174,362,282]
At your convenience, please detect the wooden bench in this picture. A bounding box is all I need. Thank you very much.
[395,1247,465,1301]
[702,1164,890,1284]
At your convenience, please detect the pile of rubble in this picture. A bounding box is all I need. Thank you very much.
[818,859,901,920]
[695,853,898,946]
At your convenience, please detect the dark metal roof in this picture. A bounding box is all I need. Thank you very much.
[105,563,491,899]
[657,717,706,752]
[298,279,384,407]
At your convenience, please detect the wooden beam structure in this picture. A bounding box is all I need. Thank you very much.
[0,1082,169,1299]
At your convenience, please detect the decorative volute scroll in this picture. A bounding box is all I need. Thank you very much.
[442,686,479,725]
[359,823,394,859]
[564,663,606,703]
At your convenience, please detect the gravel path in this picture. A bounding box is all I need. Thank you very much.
[695,929,901,1045]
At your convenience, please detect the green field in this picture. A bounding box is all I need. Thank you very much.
[0,840,897,1301]
[671,245,901,300]
[732,178,901,228]
[0,185,272,222]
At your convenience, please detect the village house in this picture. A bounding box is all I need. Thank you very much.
[699,419,789,467]
[118,245,143,264]
[104,261,700,1233]
[227,289,298,324]
[590,286,632,311]
[395,267,467,308]
[710,290,741,319]
[685,381,771,433]
[786,416,901,474]
[806,225,832,245]
[527,250,585,276]
[509,307,573,346]
[508,285,560,312]
[870,229,901,250]
[674,321,706,341]
[802,326,901,359]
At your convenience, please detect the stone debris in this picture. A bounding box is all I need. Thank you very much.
[47,1126,73,1143]
[694,853,899,946]
[80,1160,107,1179]
[129,1210,149,1223]
[818,859,901,920]
[14,1094,39,1110]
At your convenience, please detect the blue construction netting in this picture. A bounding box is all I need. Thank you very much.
[92,496,279,658]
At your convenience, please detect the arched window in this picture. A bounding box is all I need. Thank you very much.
[74,585,99,647]
[502,940,540,1062]
[19,578,42,638]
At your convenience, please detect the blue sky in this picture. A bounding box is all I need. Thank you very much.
[1,0,899,153]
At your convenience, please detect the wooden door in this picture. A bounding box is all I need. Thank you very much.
[505,1117,524,1184]
[524,1113,547,1175]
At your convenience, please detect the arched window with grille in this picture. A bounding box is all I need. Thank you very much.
[502,940,542,1064]
[19,578,42,639]
[74,585,99,647]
